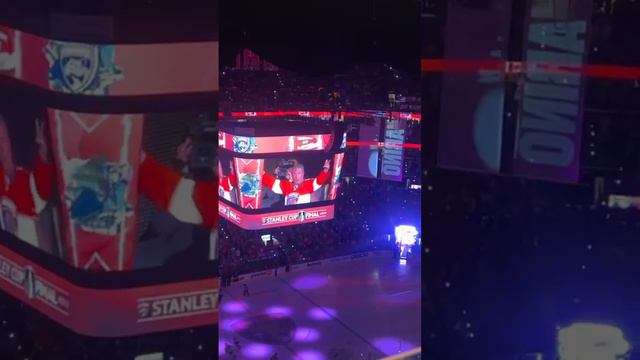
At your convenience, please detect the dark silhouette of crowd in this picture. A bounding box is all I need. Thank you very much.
[0,290,216,360]
[220,64,419,113]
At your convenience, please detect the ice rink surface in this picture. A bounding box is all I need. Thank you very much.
[219,252,421,359]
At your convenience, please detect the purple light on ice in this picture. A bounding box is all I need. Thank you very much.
[218,339,228,356]
[297,350,326,360]
[308,307,337,321]
[220,317,243,331]
[241,343,274,359]
[231,319,251,332]
[373,337,418,356]
[222,301,248,314]
[293,327,320,343]
[264,306,293,317]
[291,274,329,289]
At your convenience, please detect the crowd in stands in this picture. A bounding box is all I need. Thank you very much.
[220,64,419,113]
[219,176,420,282]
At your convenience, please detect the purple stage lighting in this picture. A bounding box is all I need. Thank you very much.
[308,307,337,320]
[220,317,244,331]
[293,327,321,343]
[230,319,251,332]
[264,306,293,317]
[218,339,228,356]
[373,337,419,356]
[222,301,248,314]
[297,350,326,360]
[291,274,329,290]
[241,343,274,359]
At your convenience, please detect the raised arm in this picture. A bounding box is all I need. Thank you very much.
[298,160,331,194]
[138,154,216,229]
[261,171,293,196]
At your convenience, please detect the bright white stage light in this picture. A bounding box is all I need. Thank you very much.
[558,323,631,360]
[395,225,418,246]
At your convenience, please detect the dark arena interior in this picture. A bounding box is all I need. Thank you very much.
[218,49,422,359]
[422,0,640,359]
[0,0,638,359]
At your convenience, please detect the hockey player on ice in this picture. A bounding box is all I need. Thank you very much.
[261,159,331,205]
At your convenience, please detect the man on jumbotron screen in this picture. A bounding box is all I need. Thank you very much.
[262,159,331,205]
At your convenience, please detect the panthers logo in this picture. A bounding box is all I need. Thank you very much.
[45,41,124,95]
[233,136,257,153]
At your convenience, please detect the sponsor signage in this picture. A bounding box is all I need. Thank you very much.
[218,203,335,230]
[137,290,218,323]
[0,241,219,337]
[0,254,70,315]
[380,119,407,182]
[512,0,592,182]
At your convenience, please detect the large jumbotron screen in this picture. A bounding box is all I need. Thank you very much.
[0,20,219,339]
[218,121,346,229]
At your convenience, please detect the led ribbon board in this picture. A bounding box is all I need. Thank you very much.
[0,24,218,96]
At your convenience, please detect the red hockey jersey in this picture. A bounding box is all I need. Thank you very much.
[219,175,237,202]
[0,156,54,246]
[262,170,330,205]
[138,156,217,229]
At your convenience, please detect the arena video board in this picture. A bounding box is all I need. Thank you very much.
[218,123,346,229]
[0,86,218,337]
[0,24,218,96]
[357,118,407,182]
[436,0,512,175]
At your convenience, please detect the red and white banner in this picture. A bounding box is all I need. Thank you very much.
[233,158,264,209]
[0,241,218,337]
[219,202,334,230]
[0,24,218,96]
[48,109,143,271]
[219,132,332,154]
